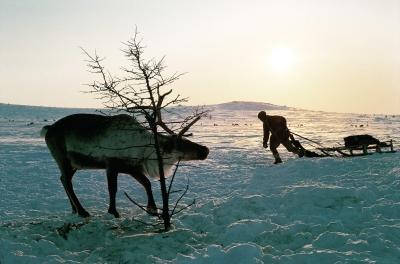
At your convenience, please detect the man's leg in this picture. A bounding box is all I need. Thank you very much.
[282,138,303,157]
[282,139,302,157]
[270,135,282,164]
[283,138,323,158]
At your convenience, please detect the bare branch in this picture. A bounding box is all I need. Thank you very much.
[167,159,181,196]
[170,177,191,216]
[124,192,161,217]
[171,199,195,216]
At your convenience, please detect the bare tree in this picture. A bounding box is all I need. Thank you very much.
[82,28,208,230]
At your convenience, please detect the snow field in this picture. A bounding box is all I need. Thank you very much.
[1,105,399,263]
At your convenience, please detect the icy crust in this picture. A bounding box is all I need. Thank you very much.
[173,156,400,263]
[1,154,400,263]
[1,105,400,263]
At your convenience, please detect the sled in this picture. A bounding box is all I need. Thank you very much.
[317,135,395,157]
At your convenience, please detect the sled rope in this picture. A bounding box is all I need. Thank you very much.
[289,130,334,157]
[289,130,325,148]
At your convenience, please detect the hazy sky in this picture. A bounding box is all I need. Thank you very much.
[1,0,399,114]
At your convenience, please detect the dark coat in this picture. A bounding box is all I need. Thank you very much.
[261,115,290,146]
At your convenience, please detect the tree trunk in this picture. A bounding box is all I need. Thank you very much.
[152,125,171,231]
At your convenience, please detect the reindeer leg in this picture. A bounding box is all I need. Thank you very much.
[46,134,89,217]
[63,167,77,214]
[59,162,90,218]
[106,166,120,218]
[129,172,158,215]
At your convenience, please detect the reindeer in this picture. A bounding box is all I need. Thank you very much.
[41,113,209,218]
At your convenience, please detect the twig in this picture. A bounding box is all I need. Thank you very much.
[56,222,87,240]
[169,189,184,194]
[171,199,195,216]
[170,177,190,216]
[130,218,164,228]
[124,192,161,217]
[167,159,181,196]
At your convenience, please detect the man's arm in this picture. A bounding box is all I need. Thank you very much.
[263,122,270,148]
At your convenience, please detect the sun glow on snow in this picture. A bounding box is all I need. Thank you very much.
[268,47,295,72]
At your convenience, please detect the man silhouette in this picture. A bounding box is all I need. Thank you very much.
[258,111,302,164]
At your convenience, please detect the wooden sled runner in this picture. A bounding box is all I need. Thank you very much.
[317,134,396,157]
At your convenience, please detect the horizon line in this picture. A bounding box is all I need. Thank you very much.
[0,101,398,116]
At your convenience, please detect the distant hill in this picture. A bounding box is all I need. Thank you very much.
[209,101,289,111]
[0,101,289,121]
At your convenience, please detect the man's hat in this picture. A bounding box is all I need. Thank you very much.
[258,111,267,120]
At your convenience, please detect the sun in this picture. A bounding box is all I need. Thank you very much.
[268,47,295,72]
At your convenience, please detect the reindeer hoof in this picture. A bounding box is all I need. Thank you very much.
[108,209,120,218]
[78,210,90,218]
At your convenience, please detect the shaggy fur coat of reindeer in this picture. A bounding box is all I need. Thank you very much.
[41,114,209,218]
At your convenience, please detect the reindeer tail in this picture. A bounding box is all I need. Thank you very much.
[40,125,51,138]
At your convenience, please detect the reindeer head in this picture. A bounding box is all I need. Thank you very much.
[161,134,209,161]
[154,110,209,162]
[155,108,209,162]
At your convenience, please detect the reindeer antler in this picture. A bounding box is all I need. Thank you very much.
[155,89,176,134]
[157,117,175,134]
[178,116,201,138]
[177,107,210,138]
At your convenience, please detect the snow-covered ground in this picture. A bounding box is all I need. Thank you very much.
[0,103,399,263]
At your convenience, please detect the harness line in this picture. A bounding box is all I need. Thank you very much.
[289,130,334,157]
